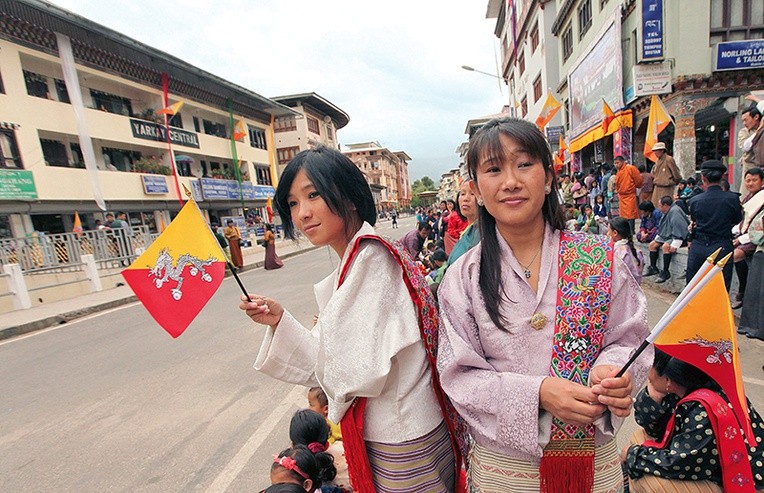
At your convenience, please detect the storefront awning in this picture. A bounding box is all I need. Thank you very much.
[569,110,632,154]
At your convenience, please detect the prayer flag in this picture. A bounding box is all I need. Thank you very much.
[601,99,616,134]
[233,119,246,142]
[72,212,83,237]
[157,101,184,116]
[643,95,674,162]
[535,93,561,130]
[652,268,755,444]
[121,200,227,338]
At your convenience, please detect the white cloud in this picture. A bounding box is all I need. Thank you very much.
[47,0,507,181]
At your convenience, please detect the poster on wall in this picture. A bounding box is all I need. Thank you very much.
[567,15,623,140]
[639,0,664,61]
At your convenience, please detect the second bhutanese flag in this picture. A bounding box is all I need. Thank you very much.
[653,268,754,444]
[122,200,227,338]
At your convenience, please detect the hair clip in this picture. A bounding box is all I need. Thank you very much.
[307,442,328,453]
[273,455,309,479]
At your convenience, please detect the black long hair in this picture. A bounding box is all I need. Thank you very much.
[653,349,720,394]
[274,146,376,241]
[453,193,467,221]
[466,117,565,330]
[609,216,639,264]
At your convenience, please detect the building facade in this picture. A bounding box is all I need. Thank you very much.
[487,0,764,189]
[437,168,462,202]
[0,0,301,239]
[270,93,350,176]
[342,141,412,210]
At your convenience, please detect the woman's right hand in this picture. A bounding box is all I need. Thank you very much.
[539,377,607,426]
[239,294,284,328]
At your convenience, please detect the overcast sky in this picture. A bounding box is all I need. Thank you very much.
[47,0,508,182]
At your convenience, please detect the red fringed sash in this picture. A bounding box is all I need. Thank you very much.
[642,389,756,492]
[337,235,467,493]
[540,232,614,493]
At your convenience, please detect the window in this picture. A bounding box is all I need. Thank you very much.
[0,129,22,168]
[102,147,140,172]
[70,143,84,167]
[578,0,592,39]
[562,24,574,61]
[518,51,525,75]
[168,112,183,129]
[274,116,296,132]
[710,0,764,42]
[202,119,227,138]
[307,116,320,135]
[41,139,69,167]
[533,74,543,102]
[24,70,49,99]
[248,126,267,149]
[0,71,5,94]
[326,124,334,141]
[521,96,528,118]
[530,22,540,52]
[254,165,272,186]
[54,79,70,103]
[277,146,300,165]
[90,90,133,116]
[193,116,200,132]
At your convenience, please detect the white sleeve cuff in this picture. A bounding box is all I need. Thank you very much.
[739,233,751,245]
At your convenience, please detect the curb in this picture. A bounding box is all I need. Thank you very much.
[0,244,321,341]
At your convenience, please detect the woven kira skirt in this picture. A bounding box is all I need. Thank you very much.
[469,439,624,493]
[366,420,456,493]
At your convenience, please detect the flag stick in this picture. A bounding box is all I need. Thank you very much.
[615,255,727,377]
[182,184,253,302]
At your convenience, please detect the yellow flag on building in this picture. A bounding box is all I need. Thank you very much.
[157,100,184,116]
[535,93,561,130]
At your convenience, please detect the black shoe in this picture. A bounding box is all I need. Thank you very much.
[737,326,750,335]
[644,266,660,276]
[655,271,671,283]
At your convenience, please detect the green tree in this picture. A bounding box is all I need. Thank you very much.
[410,176,437,209]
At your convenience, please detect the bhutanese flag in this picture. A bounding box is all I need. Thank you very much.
[643,94,674,162]
[601,99,617,134]
[554,134,567,172]
[534,93,561,130]
[652,268,755,444]
[72,211,83,237]
[157,101,184,116]
[233,119,246,142]
[121,200,227,338]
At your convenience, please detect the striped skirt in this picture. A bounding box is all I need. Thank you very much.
[469,440,624,493]
[366,420,455,493]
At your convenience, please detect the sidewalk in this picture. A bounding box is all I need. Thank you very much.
[0,237,318,341]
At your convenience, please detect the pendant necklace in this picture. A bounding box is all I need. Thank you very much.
[517,249,541,279]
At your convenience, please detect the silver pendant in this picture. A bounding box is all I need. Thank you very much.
[524,269,531,279]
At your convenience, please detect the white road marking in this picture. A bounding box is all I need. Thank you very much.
[205,385,305,493]
[0,301,139,346]
[744,376,764,387]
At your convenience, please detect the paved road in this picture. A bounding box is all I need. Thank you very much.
[1,215,762,492]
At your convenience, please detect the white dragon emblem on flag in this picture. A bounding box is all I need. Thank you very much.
[149,248,216,301]
[679,335,733,365]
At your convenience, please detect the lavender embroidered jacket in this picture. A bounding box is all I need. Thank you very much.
[437,225,652,462]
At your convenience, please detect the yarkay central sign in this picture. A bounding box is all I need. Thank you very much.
[129,119,200,148]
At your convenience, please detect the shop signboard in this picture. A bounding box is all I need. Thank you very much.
[199,178,275,201]
[546,126,565,149]
[714,39,764,71]
[633,61,672,96]
[568,15,623,139]
[141,175,169,194]
[190,179,203,202]
[129,119,200,148]
[0,170,37,199]
[639,0,664,61]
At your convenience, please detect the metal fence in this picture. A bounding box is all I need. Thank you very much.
[0,227,158,273]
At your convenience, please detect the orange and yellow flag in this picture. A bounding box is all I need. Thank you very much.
[535,93,561,130]
[653,268,754,444]
[233,119,246,142]
[555,134,567,172]
[601,99,617,134]
[122,200,227,338]
[72,211,83,237]
[643,95,674,162]
[157,100,184,116]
